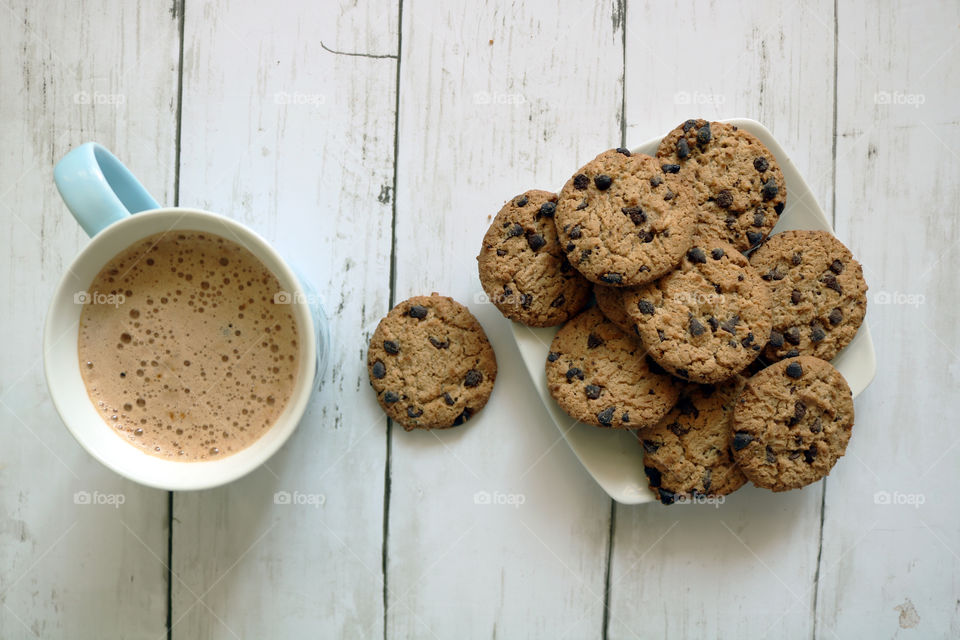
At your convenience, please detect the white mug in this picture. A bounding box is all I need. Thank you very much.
[45,143,328,490]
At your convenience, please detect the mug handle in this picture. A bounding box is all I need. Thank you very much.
[54,143,160,237]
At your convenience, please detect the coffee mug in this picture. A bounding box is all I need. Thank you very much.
[45,143,329,490]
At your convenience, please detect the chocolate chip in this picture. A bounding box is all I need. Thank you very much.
[569,225,582,239]
[538,201,557,218]
[761,178,779,201]
[584,384,602,400]
[741,332,755,347]
[697,123,711,146]
[565,367,584,381]
[657,329,666,342]
[637,300,655,315]
[520,293,532,309]
[621,412,630,423]
[675,368,689,379]
[596,406,615,426]
[829,259,844,274]
[383,340,400,355]
[644,466,662,487]
[384,391,399,403]
[496,249,507,256]
[766,446,777,463]
[515,195,529,207]
[803,444,817,464]
[573,174,589,190]
[794,400,807,422]
[547,351,560,362]
[616,147,631,156]
[747,231,763,247]
[829,308,843,325]
[575,200,589,211]
[526,232,546,251]
[753,211,765,227]
[642,439,660,454]
[587,333,605,349]
[689,316,706,336]
[452,408,473,426]
[409,305,428,319]
[707,316,719,332]
[565,243,575,252]
[762,268,784,282]
[638,230,654,243]
[658,489,676,506]
[444,392,455,406]
[429,336,449,349]
[716,190,734,209]
[506,223,524,238]
[810,417,822,433]
[753,156,769,172]
[676,137,690,159]
[407,406,424,418]
[775,202,785,215]
[649,175,663,188]
[810,326,826,342]
[711,248,725,260]
[720,315,740,334]
[668,422,687,437]
[464,370,483,387]
[791,289,802,304]
[594,174,613,190]
[676,395,699,417]
[663,189,675,200]
[785,349,800,358]
[600,272,623,285]
[661,164,681,174]
[687,247,707,264]
[622,206,646,225]
[769,330,784,348]
[683,119,697,132]
[791,252,802,266]
[823,273,843,294]
[550,294,566,308]
[785,362,803,379]
[732,432,754,450]
[372,360,386,379]
[784,327,801,345]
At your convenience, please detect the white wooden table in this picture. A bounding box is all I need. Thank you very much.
[2,1,958,637]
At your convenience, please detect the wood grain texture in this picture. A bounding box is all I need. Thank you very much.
[0,1,179,637]
[387,0,623,637]
[816,1,960,637]
[170,0,398,637]
[610,2,836,638]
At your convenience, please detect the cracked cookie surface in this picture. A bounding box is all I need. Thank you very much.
[749,230,867,362]
[555,149,697,287]
[623,238,773,383]
[477,190,591,327]
[657,119,786,251]
[367,294,497,431]
[545,307,678,429]
[732,356,854,492]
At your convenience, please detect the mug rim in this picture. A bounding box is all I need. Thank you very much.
[43,207,317,490]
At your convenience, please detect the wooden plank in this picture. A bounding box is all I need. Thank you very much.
[387,1,623,637]
[169,0,398,637]
[816,1,960,637]
[0,1,179,637]
[609,2,836,638]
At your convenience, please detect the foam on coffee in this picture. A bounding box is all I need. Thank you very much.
[78,231,300,461]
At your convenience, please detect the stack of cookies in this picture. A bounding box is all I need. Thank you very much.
[475,119,867,503]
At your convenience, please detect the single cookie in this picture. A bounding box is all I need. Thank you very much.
[657,119,786,252]
[367,294,497,431]
[639,376,748,504]
[545,307,678,429]
[593,283,637,335]
[478,190,591,326]
[555,149,697,287]
[749,230,868,362]
[624,238,773,383]
[732,356,854,492]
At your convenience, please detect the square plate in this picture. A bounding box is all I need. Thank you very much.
[510,118,876,505]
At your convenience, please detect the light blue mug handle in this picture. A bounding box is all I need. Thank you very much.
[53,143,160,237]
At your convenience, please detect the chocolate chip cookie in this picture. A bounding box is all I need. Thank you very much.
[478,190,591,326]
[545,307,678,429]
[732,356,854,492]
[555,149,697,287]
[639,376,747,504]
[749,230,868,362]
[657,119,786,251]
[593,283,637,335]
[367,294,497,431]
[623,238,773,383]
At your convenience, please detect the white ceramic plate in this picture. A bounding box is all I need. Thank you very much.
[511,118,877,505]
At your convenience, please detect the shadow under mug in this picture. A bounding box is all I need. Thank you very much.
[44,143,329,490]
